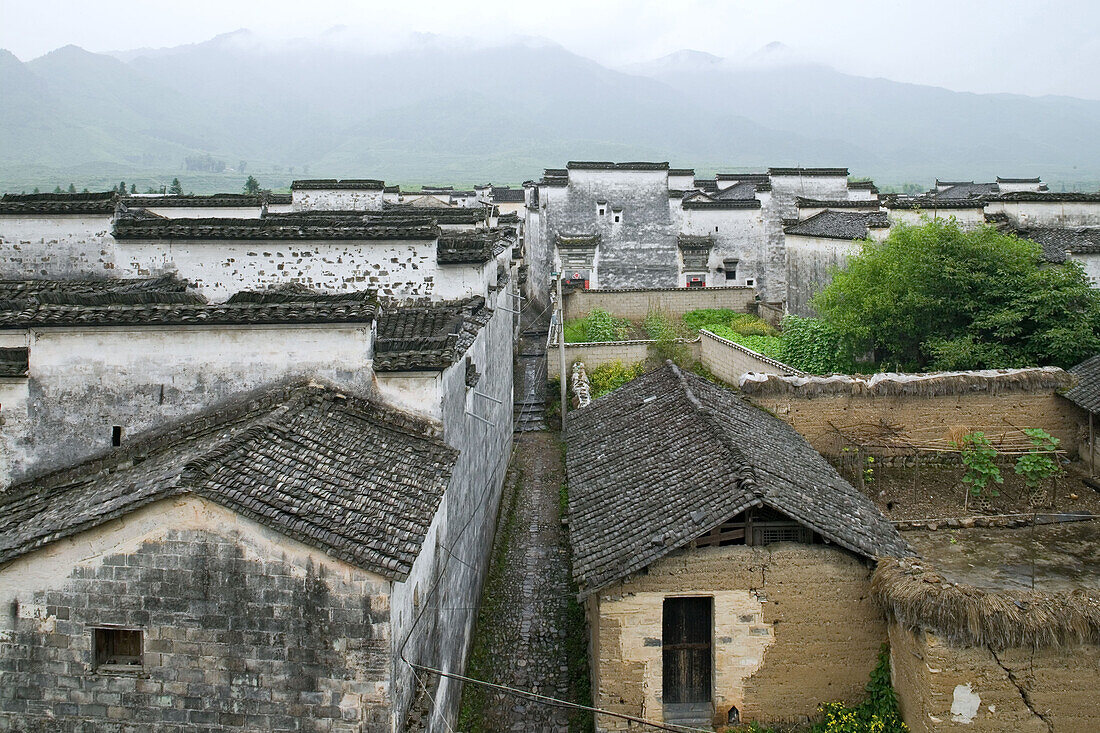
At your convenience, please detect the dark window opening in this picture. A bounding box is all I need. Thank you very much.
[725,268,737,281]
[111,426,122,446]
[613,214,621,223]
[663,597,712,704]
[94,628,143,669]
[693,506,816,548]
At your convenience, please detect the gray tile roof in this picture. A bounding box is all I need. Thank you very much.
[374,297,492,372]
[0,278,379,329]
[490,187,525,203]
[1065,355,1100,414]
[0,192,117,215]
[0,347,28,378]
[1018,227,1100,263]
[437,228,514,265]
[783,209,889,240]
[994,191,1100,203]
[935,182,999,199]
[713,181,759,200]
[884,194,986,210]
[0,380,457,579]
[565,364,908,597]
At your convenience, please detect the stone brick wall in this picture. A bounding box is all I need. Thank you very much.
[0,496,393,732]
[563,286,755,321]
[592,544,885,730]
[889,624,1100,732]
[546,341,652,381]
[748,391,1084,457]
[698,330,801,383]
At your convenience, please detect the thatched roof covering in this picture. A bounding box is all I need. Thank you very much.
[873,557,1100,649]
[740,367,1072,398]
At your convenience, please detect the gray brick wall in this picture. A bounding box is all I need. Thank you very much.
[0,528,392,732]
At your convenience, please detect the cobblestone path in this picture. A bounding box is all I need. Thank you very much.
[458,431,590,732]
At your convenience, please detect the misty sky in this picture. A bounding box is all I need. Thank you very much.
[3,0,1098,100]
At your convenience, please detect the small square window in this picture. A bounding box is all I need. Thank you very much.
[598,206,606,216]
[94,627,143,670]
[111,426,122,446]
[613,214,621,223]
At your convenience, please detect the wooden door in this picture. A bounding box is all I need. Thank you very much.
[662,597,712,704]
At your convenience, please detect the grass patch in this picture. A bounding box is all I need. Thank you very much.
[457,465,524,731]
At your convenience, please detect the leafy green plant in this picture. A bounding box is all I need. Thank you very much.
[864,455,875,486]
[1014,428,1061,490]
[957,432,1003,497]
[563,308,632,343]
[587,361,645,398]
[809,645,907,733]
[780,315,851,374]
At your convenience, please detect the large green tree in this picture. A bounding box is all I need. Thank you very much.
[812,220,1100,370]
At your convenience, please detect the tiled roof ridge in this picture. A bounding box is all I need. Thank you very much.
[0,293,380,329]
[113,216,440,240]
[290,179,385,190]
[768,167,849,176]
[127,193,291,207]
[668,363,760,497]
[566,161,669,170]
[796,197,881,208]
[1,191,117,202]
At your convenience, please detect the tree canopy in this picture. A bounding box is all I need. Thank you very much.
[812,220,1100,371]
[243,175,261,195]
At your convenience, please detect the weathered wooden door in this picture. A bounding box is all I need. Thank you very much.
[662,596,712,704]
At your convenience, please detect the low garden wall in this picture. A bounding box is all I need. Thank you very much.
[546,339,700,380]
[739,368,1083,457]
[562,286,756,321]
[698,329,804,383]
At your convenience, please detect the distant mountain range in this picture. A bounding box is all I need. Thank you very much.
[2,31,1099,192]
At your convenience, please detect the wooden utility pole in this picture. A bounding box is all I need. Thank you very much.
[556,273,567,431]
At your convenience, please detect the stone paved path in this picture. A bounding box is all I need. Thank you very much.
[458,431,588,732]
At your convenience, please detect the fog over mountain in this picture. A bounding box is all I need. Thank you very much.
[3,30,1099,190]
